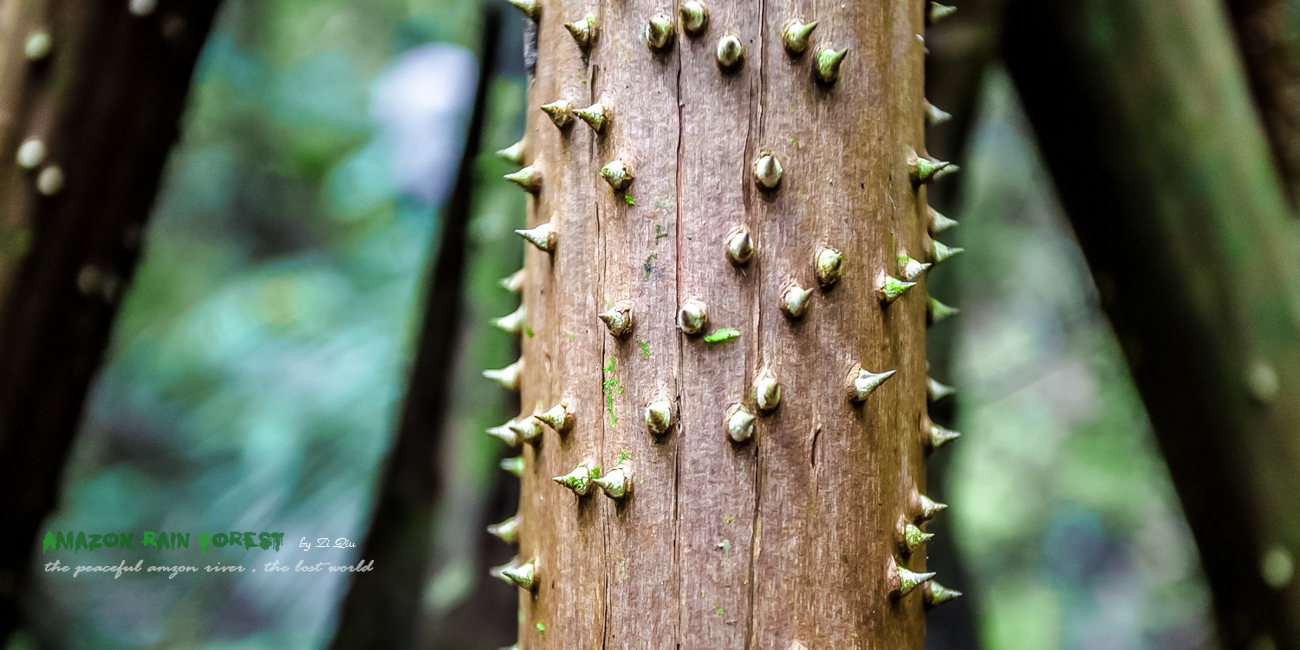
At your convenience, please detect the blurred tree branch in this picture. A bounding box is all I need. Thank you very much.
[329,8,501,650]
[1005,0,1300,646]
[0,0,222,643]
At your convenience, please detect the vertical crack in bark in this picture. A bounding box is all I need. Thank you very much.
[745,1,770,647]
[672,20,686,649]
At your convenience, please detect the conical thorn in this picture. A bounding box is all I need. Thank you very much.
[782,20,817,55]
[487,515,519,544]
[496,139,526,166]
[504,166,542,193]
[500,456,525,476]
[598,300,635,337]
[516,223,557,253]
[847,364,896,403]
[537,400,574,433]
[646,399,675,436]
[888,555,935,598]
[815,47,847,84]
[726,403,756,442]
[594,465,632,499]
[483,360,522,391]
[680,1,709,35]
[601,159,634,191]
[493,305,527,335]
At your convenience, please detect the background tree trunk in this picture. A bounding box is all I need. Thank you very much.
[1004,0,1300,647]
[501,0,947,646]
[0,0,221,642]
[328,9,501,650]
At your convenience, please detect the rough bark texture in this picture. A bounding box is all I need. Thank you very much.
[507,0,937,647]
[328,10,499,650]
[1224,0,1300,210]
[1005,0,1300,647]
[0,0,221,642]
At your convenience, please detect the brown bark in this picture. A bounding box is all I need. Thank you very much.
[1004,0,1300,647]
[1224,0,1300,210]
[503,0,942,647]
[0,0,221,642]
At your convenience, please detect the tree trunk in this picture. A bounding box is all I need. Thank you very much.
[0,0,221,642]
[495,0,953,646]
[1004,0,1300,647]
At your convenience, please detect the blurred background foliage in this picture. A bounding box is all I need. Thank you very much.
[1,0,1239,648]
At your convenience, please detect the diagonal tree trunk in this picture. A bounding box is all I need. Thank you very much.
[0,0,221,642]
[491,0,960,646]
[1004,0,1300,647]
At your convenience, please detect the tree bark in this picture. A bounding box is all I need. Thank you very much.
[500,0,948,646]
[1004,0,1300,647]
[1224,0,1300,210]
[0,0,221,642]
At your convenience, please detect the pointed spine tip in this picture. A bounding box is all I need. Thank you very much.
[507,0,539,20]
[496,139,526,165]
[504,166,542,193]
[483,360,522,391]
[927,377,956,402]
[487,515,519,544]
[500,456,525,476]
[924,580,964,608]
[486,420,521,447]
[726,226,755,265]
[754,151,784,189]
[815,247,844,286]
[815,47,847,83]
[879,275,917,304]
[508,415,545,444]
[516,223,556,252]
[554,461,599,496]
[564,14,597,50]
[537,400,574,433]
[928,2,957,24]
[889,555,936,598]
[598,300,635,337]
[847,365,897,403]
[680,1,709,35]
[897,253,931,282]
[781,20,817,55]
[678,299,709,335]
[918,494,949,522]
[716,34,744,69]
[540,100,574,129]
[924,100,953,127]
[594,466,632,499]
[726,403,756,442]
[754,370,782,413]
[499,269,525,294]
[600,159,634,190]
[927,297,960,325]
[575,103,607,132]
[928,206,959,233]
[492,305,527,335]
[646,399,675,436]
[780,281,813,318]
[928,422,961,450]
[498,557,537,590]
[932,239,964,264]
[646,14,674,50]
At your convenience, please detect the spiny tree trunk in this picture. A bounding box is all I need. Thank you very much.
[0,0,221,642]
[1004,0,1300,647]
[490,0,960,646]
